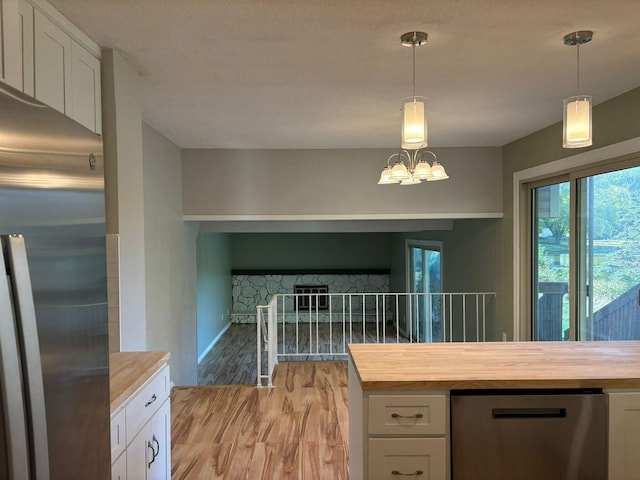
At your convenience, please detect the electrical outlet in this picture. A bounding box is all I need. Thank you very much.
[502,332,508,342]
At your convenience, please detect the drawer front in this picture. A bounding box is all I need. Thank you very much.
[369,437,446,480]
[368,394,446,435]
[111,407,126,460]
[125,364,170,445]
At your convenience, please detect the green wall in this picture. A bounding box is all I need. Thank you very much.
[196,232,232,358]
[500,86,640,339]
[389,219,502,339]
[230,232,391,270]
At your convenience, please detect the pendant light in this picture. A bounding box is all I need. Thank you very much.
[378,31,449,186]
[563,30,593,149]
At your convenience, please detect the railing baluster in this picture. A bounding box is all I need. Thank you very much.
[376,294,380,344]
[463,293,466,342]
[329,295,333,355]
[281,295,286,355]
[362,293,366,344]
[295,294,299,355]
[476,294,480,342]
[315,294,319,356]
[349,295,353,345]
[395,295,400,343]
[342,294,346,354]
[449,294,453,342]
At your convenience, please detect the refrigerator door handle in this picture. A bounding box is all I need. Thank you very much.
[0,236,30,479]
[6,235,50,480]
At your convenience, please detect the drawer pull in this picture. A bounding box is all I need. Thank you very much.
[145,394,157,407]
[391,413,424,420]
[392,470,424,476]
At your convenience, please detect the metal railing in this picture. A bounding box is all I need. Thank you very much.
[257,291,495,387]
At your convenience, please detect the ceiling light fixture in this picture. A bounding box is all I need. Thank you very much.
[563,30,593,149]
[379,31,449,185]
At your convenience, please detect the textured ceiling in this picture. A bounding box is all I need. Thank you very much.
[50,0,640,149]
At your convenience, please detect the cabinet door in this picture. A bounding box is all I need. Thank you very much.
[34,9,71,114]
[147,398,171,480]
[1,0,22,89]
[112,451,127,480]
[17,0,33,95]
[71,40,101,134]
[609,392,640,480]
[126,421,152,480]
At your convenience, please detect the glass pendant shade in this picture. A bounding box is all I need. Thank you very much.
[378,167,398,184]
[563,95,592,148]
[391,161,410,180]
[428,161,449,181]
[413,160,433,180]
[401,96,428,149]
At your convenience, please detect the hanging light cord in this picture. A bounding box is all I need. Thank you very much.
[576,41,581,96]
[412,34,417,99]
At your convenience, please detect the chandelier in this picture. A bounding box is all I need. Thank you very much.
[379,31,449,185]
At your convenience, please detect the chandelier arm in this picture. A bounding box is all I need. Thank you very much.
[422,150,437,163]
[386,153,401,167]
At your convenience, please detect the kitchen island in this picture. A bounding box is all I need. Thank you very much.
[348,341,640,479]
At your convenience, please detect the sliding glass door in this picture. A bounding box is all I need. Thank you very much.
[531,181,570,340]
[576,165,640,340]
[407,241,442,342]
[529,159,640,341]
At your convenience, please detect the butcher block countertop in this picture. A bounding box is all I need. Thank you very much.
[109,351,171,413]
[348,341,640,391]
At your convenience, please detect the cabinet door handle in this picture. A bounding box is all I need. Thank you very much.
[391,470,424,476]
[152,434,160,457]
[147,440,157,468]
[391,413,424,419]
[145,394,157,407]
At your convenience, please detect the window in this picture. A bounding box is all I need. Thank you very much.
[527,157,640,341]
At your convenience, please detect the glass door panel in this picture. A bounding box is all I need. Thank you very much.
[576,165,640,340]
[532,182,570,341]
[408,243,442,342]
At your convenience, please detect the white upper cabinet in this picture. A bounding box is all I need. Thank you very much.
[71,40,102,134]
[4,0,102,134]
[34,9,71,114]
[1,0,22,89]
[18,0,34,95]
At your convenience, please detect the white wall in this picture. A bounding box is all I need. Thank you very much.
[102,49,147,351]
[142,123,199,385]
[182,148,503,220]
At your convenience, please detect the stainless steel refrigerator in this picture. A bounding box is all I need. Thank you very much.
[0,82,110,479]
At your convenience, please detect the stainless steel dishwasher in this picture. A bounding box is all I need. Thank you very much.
[451,389,607,480]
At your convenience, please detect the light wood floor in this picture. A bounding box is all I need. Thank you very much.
[172,361,349,479]
[198,322,407,386]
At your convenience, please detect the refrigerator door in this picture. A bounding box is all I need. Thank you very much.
[4,235,50,479]
[0,83,110,479]
[0,240,30,480]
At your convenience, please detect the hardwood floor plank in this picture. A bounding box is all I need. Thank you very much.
[173,361,349,479]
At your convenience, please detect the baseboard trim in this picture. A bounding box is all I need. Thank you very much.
[198,321,231,364]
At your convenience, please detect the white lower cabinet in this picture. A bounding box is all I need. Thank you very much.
[127,398,170,480]
[111,364,171,480]
[608,391,640,480]
[111,451,127,480]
